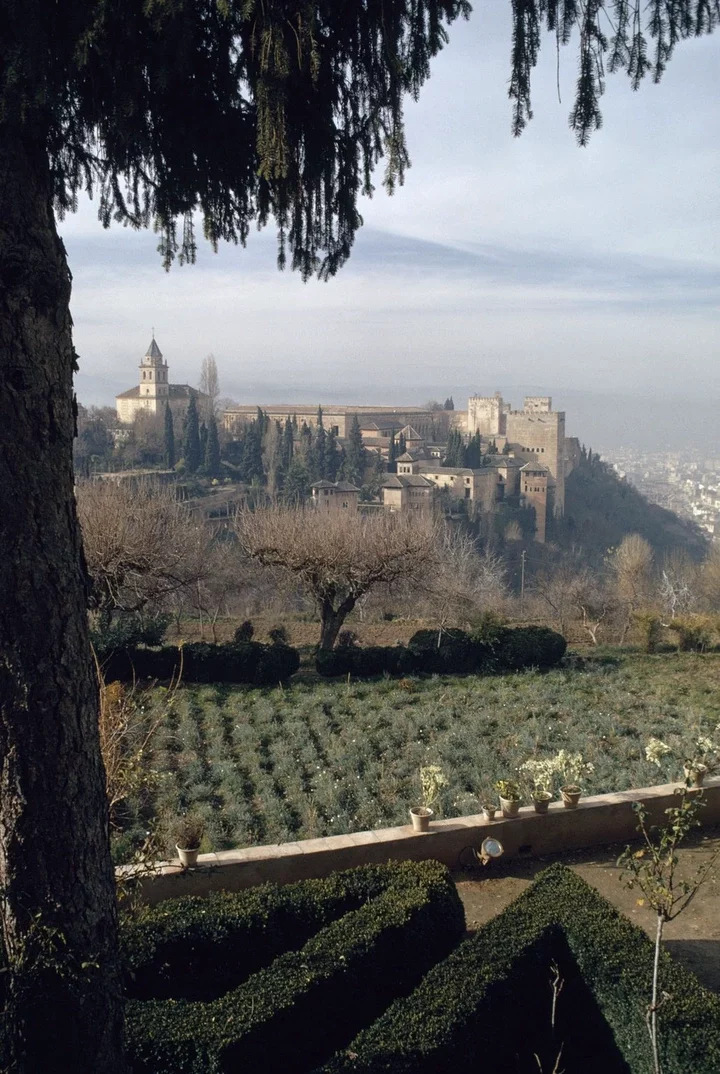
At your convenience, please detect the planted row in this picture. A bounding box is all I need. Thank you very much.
[100,640,299,685]
[316,625,567,678]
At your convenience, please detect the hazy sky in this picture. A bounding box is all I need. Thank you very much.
[63,7,719,425]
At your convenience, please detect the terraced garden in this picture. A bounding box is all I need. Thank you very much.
[112,651,720,863]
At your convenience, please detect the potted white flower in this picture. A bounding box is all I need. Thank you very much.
[410,765,447,832]
[646,732,720,788]
[495,779,522,818]
[174,814,205,867]
[519,758,556,814]
[553,750,594,808]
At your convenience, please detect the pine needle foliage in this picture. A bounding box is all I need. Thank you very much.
[4,2,715,279]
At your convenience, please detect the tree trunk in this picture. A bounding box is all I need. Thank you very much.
[0,130,127,1072]
[318,596,356,650]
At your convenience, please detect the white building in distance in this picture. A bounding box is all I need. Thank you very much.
[116,337,208,424]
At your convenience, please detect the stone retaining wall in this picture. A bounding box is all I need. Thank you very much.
[126,777,720,905]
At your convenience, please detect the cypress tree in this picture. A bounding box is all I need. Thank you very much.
[183,392,202,473]
[282,417,295,470]
[325,428,340,481]
[163,402,176,469]
[464,430,482,468]
[317,404,324,428]
[388,430,397,466]
[315,423,328,480]
[398,432,407,456]
[342,414,366,487]
[241,421,264,483]
[199,420,208,459]
[444,396,455,410]
[205,413,221,477]
[284,456,311,504]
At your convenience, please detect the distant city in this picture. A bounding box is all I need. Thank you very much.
[603,448,720,540]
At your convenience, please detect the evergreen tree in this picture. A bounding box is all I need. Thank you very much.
[317,404,324,428]
[241,421,265,484]
[464,430,482,468]
[199,420,208,459]
[342,414,367,486]
[2,1,713,1067]
[444,396,455,410]
[284,456,311,504]
[163,402,176,469]
[398,432,407,456]
[502,440,512,455]
[282,417,295,470]
[292,413,299,431]
[486,439,498,455]
[325,428,340,481]
[443,429,465,467]
[205,413,221,477]
[388,430,397,467]
[183,392,202,473]
[315,423,328,480]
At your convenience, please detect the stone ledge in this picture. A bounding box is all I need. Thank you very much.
[123,777,720,904]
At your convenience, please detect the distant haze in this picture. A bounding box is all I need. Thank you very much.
[64,6,719,453]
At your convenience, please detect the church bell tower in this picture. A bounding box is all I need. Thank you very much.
[138,335,169,412]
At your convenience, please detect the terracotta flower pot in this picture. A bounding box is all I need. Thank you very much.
[410,807,433,833]
[533,794,552,815]
[684,764,707,788]
[499,796,520,818]
[483,807,497,821]
[561,786,581,809]
[176,845,200,868]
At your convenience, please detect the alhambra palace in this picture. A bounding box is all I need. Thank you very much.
[117,340,580,543]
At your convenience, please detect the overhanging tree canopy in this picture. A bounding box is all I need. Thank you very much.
[1,3,718,1073]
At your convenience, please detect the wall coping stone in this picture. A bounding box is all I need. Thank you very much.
[123,777,720,904]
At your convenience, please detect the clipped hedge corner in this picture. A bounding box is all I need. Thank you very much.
[123,860,465,1074]
[322,863,720,1074]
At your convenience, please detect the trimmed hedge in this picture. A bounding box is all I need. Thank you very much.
[316,626,566,679]
[100,640,299,685]
[321,864,720,1074]
[124,860,465,1074]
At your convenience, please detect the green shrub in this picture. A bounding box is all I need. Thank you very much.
[322,864,720,1074]
[124,861,465,1074]
[316,627,566,679]
[100,640,299,685]
[489,625,567,671]
[233,620,255,643]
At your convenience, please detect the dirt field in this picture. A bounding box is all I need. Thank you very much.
[454,826,720,993]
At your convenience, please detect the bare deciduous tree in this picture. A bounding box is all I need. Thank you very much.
[424,530,506,639]
[658,550,697,620]
[199,353,220,418]
[77,480,210,625]
[609,534,654,643]
[236,505,439,649]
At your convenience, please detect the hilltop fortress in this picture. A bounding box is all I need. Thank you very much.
[222,392,580,542]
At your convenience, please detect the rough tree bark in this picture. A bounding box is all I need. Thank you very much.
[0,130,127,1072]
[319,596,357,651]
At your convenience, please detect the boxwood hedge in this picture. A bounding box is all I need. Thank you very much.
[123,860,465,1074]
[316,626,566,679]
[100,640,300,685]
[321,864,720,1074]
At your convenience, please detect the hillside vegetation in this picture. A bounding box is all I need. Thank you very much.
[557,453,707,563]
